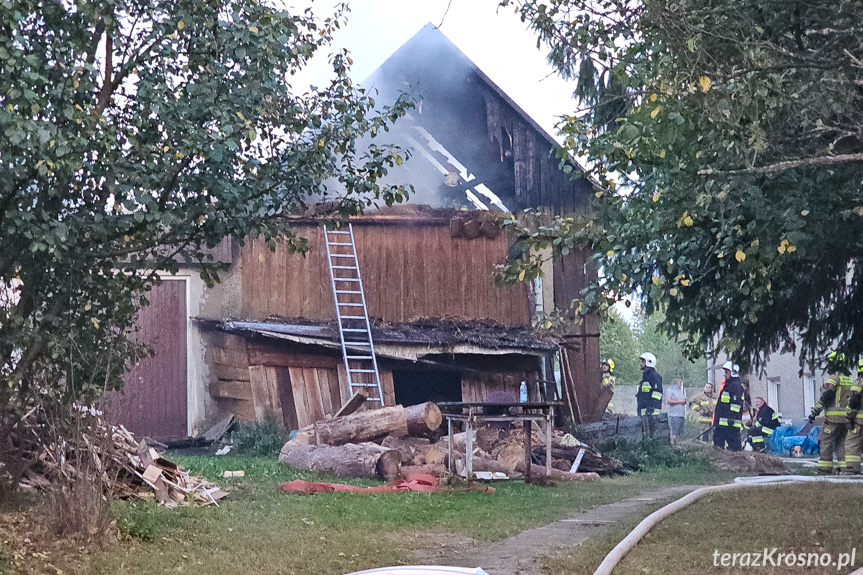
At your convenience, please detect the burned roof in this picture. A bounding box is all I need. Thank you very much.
[362,24,594,215]
[195,315,557,353]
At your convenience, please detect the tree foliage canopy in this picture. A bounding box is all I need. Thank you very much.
[503,0,863,367]
[0,0,411,414]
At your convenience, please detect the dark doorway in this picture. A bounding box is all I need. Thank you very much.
[393,370,462,406]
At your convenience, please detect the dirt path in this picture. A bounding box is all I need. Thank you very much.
[416,484,703,575]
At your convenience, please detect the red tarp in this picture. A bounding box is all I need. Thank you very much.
[279,472,495,494]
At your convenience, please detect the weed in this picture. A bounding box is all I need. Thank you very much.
[600,438,711,472]
[113,501,181,542]
[229,419,289,457]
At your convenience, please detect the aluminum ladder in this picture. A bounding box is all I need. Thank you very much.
[324,224,384,405]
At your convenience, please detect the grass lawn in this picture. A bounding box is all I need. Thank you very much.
[1,454,725,575]
[544,482,863,575]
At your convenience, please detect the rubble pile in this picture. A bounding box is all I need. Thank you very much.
[17,411,225,507]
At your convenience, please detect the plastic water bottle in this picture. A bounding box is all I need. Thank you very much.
[520,381,528,403]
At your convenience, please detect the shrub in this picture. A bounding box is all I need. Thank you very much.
[230,419,289,457]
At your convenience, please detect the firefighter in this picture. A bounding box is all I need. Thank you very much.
[747,397,781,452]
[844,359,863,473]
[601,358,616,412]
[809,351,854,474]
[636,352,663,438]
[713,362,744,451]
[689,382,717,441]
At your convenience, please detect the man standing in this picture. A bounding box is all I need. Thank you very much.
[748,397,781,452]
[665,378,687,443]
[809,352,853,474]
[689,382,717,441]
[636,352,662,438]
[713,362,744,451]
[844,359,863,473]
[601,358,616,413]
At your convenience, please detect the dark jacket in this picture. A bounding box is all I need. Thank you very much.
[636,367,663,412]
[754,403,781,434]
[714,376,744,422]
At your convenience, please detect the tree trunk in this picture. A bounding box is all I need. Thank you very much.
[403,402,442,436]
[313,405,409,446]
[279,440,401,481]
[513,459,600,481]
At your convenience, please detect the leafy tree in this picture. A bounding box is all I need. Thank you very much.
[599,308,640,385]
[0,0,411,492]
[500,1,863,367]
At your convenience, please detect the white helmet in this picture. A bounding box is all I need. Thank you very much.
[733,364,740,377]
[640,352,657,368]
[722,361,733,372]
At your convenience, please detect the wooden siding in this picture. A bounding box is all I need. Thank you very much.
[461,370,541,403]
[113,279,188,439]
[553,248,603,422]
[240,223,531,326]
[206,332,255,422]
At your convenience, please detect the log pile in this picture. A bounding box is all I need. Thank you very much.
[17,412,225,507]
[278,402,443,481]
[278,400,619,482]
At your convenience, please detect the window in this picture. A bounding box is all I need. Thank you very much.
[768,377,781,414]
[803,374,817,414]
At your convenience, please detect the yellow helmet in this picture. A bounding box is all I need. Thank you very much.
[858,358,863,372]
[602,358,615,372]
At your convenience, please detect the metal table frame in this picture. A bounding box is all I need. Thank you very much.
[438,402,559,482]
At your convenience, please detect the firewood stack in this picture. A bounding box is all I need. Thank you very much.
[278,400,619,482]
[18,411,225,507]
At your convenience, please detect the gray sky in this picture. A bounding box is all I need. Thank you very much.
[288,0,578,140]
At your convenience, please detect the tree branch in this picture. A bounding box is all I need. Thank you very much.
[698,152,863,175]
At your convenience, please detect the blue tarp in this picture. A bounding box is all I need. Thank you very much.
[769,423,820,455]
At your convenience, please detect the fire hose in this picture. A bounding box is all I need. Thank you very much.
[593,475,863,575]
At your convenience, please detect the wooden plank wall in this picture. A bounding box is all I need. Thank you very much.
[207,332,255,422]
[240,223,531,326]
[553,247,603,423]
[461,371,541,403]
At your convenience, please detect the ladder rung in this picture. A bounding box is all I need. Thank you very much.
[346,344,371,348]
[334,278,360,282]
[342,328,368,332]
[328,231,351,235]
[364,398,383,402]
[329,242,353,246]
[335,290,362,294]
[337,302,364,307]
[331,265,359,270]
[349,369,377,373]
[346,355,374,360]
[340,315,365,320]
[329,254,356,258]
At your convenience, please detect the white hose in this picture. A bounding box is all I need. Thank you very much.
[594,475,863,575]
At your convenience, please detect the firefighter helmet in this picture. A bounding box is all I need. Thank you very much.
[602,358,615,372]
[640,352,657,368]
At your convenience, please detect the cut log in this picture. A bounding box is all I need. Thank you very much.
[313,405,409,446]
[496,444,523,472]
[475,426,503,453]
[404,402,443,436]
[381,436,430,465]
[278,440,401,481]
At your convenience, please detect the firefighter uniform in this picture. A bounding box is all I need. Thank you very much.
[842,364,863,473]
[713,376,744,451]
[602,372,616,412]
[810,371,853,473]
[748,403,781,452]
[689,388,717,441]
[636,365,663,437]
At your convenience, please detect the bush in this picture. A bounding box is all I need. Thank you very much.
[600,438,710,472]
[230,419,289,457]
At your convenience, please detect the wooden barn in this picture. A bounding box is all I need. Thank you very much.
[109,25,601,439]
